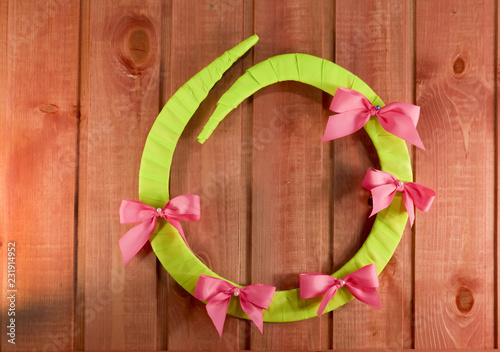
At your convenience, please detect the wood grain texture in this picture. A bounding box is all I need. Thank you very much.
[415,0,495,348]
[0,0,79,350]
[155,1,173,349]
[498,2,500,347]
[166,0,250,349]
[333,0,414,349]
[77,1,161,350]
[1,0,499,349]
[249,1,334,349]
[0,2,7,347]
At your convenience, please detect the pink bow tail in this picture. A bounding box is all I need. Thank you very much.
[343,264,381,310]
[238,284,276,333]
[299,274,341,315]
[300,264,381,316]
[323,87,425,149]
[119,195,200,265]
[402,182,436,226]
[362,168,435,227]
[194,275,276,336]
[376,102,425,150]
[119,216,158,266]
[322,108,370,142]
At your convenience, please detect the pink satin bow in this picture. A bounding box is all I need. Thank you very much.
[119,194,200,265]
[323,87,425,149]
[194,275,276,336]
[362,168,435,226]
[300,264,381,315]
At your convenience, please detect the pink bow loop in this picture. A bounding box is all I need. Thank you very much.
[119,194,200,265]
[119,200,158,223]
[362,168,435,226]
[300,264,381,316]
[323,87,425,149]
[194,275,276,336]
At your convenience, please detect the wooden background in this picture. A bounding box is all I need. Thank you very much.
[0,0,497,350]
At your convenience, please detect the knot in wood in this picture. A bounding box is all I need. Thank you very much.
[128,29,150,65]
[112,15,157,74]
[39,104,59,114]
[453,56,466,77]
[455,286,474,313]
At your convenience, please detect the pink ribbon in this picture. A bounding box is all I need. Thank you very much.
[323,87,425,149]
[194,275,276,336]
[119,195,200,265]
[300,264,381,315]
[362,168,435,226]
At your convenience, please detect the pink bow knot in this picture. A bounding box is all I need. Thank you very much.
[323,87,425,149]
[370,104,381,115]
[362,168,435,226]
[119,194,200,265]
[194,275,276,336]
[300,264,381,316]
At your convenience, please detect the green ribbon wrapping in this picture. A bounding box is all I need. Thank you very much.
[138,35,411,322]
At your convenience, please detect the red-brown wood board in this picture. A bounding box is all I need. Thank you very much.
[0,0,497,350]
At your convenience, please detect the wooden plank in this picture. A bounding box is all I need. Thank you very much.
[155,1,173,349]
[0,0,7,343]
[332,0,414,349]
[123,350,500,352]
[249,0,334,349]
[498,1,500,347]
[76,350,500,352]
[0,0,79,350]
[165,0,250,349]
[77,1,161,350]
[415,0,495,348]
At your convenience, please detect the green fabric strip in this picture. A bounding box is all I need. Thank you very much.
[139,41,411,322]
